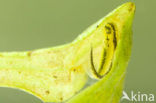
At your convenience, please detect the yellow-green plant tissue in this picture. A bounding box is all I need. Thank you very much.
[0,2,135,103]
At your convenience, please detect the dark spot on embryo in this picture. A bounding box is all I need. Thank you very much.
[53,75,57,79]
[105,25,111,34]
[45,90,50,94]
[60,97,63,101]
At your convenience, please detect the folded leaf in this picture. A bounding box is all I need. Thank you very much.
[66,2,135,103]
[0,2,135,103]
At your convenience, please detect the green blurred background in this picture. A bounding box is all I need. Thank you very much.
[0,0,155,103]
